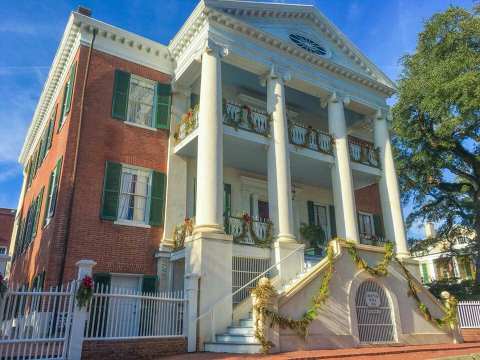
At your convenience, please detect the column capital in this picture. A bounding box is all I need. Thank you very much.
[171,81,191,98]
[321,91,350,108]
[203,39,229,58]
[261,63,292,86]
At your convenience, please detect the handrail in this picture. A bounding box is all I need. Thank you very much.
[195,243,304,324]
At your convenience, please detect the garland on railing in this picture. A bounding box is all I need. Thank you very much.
[395,258,458,328]
[232,213,274,247]
[345,240,394,276]
[251,245,335,352]
[251,240,457,353]
[172,218,194,250]
[76,275,93,308]
[173,105,199,141]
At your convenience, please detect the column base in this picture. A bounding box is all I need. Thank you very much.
[193,224,225,235]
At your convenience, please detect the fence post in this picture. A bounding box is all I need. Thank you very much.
[184,272,200,352]
[68,259,96,360]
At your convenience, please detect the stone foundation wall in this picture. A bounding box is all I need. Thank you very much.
[81,337,187,360]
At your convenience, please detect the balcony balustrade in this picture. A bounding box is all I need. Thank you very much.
[223,100,270,136]
[348,136,380,168]
[359,233,387,247]
[174,105,199,143]
[289,122,333,154]
[225,215,273,247]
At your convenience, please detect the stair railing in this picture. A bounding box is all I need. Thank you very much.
[195,244,305,342]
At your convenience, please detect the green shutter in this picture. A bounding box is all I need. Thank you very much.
[101,161,122,220]
[46,108,56,150]
[32,187,44,239]
[59,63,76,131]
[31,149,39,179]
[64,63,76,115]
[49,157,63,218]
[39,135,47,165]
[224,184,232,217]
[43,170,54,227]
[141,275,157,294]
[329,205,337,239]
[112,70,130,121]
[307,201,315,225]
[25,161,32,188]
[373,214,385,238]
[149,171,166,226]
[155,83,171,129]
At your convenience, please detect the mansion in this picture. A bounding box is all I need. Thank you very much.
[8,0,459,353]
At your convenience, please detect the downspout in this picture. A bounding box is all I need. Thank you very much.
[58,28,97,285]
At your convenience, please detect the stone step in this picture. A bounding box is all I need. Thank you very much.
[204,342,262,354]
[227,326,255,336]
[239,318,253,327]
[216,334,257,344]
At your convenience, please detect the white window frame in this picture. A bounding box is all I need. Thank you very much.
[312,202,331,240]
[115,165,152,228]
[358,211,375,238]
[126,74,157,130]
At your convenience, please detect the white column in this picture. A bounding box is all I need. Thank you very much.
[194,43,226,234]
[266,67,295,243]
[266,66,303,283]
[374,110,409,256]
[328,92,359,243]
[251,193,259,219]
[184,273,200,352]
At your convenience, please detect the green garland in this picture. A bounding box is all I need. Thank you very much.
[345,240,394,276]
[252,245,335,352]
[251,240,457,353]
[395,258,458,329]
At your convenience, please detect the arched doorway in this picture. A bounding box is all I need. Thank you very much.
[355,280,395,343]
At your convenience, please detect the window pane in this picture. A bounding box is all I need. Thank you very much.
[127,76,155,127]
[118,168,150,223]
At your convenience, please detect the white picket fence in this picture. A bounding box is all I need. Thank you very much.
[457,301,480,328]
[0,281,188,359]
[84,285,185,340]
[0,283,76,359]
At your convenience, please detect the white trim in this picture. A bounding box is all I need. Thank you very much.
[124,121,157,132]
[113,220,152,229]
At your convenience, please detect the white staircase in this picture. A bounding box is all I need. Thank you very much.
[204,255,323,354]
[204,312,262,353]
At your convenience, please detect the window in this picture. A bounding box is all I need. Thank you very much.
[118,167,151,223]
[111,70,171,130]
[100,161,166,227]
[0,247,6,255]
[127,75,156,127]
[44,158,63,226]
[358,212,375,238]
[307,201,330,237]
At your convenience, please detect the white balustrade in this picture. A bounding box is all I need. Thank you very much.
[223,101,269,136]
[348,136,380,168]
[225,216,272,246]
[289,123,332,154]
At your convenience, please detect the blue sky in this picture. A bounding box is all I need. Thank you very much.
[0,0,476,237]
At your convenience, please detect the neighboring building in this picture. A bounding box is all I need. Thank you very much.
[411,223,476,284]
[0,208,15,275]
[8,1,456,352]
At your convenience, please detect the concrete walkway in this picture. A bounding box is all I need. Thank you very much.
[163,342,480,360]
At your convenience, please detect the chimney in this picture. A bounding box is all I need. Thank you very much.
[425,222,436,239]
[77,6,92,17]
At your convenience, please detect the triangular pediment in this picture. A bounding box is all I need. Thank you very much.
[204,0,395,90]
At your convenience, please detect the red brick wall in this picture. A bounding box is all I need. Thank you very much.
[461,328,480,343]
[58,48,170,282]
[9,46,88,287]
[0,209,15,250]
[81,338,187,360]
[355,183,382,215]
[10,46,171,286]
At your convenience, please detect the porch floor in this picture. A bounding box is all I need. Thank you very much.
[162,342,480,360]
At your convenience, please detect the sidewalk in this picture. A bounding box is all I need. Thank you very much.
[163,342,480,360]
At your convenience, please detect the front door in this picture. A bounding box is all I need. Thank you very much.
[108,275,141,337]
